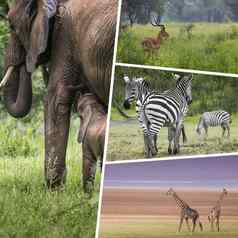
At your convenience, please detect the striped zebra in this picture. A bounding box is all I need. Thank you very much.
[196,111,232,138]
[123,75,190,157]
[123,76,158,156]
[141,74,193,156]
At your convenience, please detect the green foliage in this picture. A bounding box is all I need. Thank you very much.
[0,155,100,238]
[117,23,238,74]
[117,30,145,65]
[114,65,238,116]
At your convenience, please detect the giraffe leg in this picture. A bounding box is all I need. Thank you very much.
[185,218,191,232]
[192,217,197,233]
[178,217,184,232]
[211,217,214,232]
[216,217,220,232]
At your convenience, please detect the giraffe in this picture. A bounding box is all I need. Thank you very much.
[167,188,203,233]
[208,188,228,232]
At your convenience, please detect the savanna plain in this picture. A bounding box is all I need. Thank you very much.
[100,188,238,238]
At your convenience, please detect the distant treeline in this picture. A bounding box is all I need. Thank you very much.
[113,66,238,116]
[122,0,238,25]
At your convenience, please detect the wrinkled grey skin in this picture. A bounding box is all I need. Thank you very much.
[76,93,106,193]
[2,0,117,188]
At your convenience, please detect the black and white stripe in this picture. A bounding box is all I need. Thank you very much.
[196,111,231,137]
[142,74,193,155]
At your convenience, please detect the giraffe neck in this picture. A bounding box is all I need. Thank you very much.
[172,192,189,210]
[216,191,226,207]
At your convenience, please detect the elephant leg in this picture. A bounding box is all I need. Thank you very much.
[44,80,74,189]
[82,147,97,194]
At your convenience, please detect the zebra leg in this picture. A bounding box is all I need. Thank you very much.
[204,126,208,139]
[181,124,187,144]
[227,125,230,138]
[143,134,151,158]
[168,126,174,154]
[154,134,158,152]
[148,134,157,156]
[173,122,183,154]
[221,125,226,138]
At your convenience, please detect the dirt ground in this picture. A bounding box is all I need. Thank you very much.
[99,188,238,238]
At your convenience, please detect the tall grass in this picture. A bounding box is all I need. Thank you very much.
[0,113,101,238]
[117,23,238,73]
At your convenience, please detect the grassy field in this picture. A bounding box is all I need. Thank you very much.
[117,23,238,73]
[101,219,238,238]
[0,114,100,238]
[107,112,238,161]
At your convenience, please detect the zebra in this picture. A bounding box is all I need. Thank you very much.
[123,75,190,157]
[196,111,232,138]
[141,74,193,156]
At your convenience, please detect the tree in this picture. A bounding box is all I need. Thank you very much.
[122,0,168,25]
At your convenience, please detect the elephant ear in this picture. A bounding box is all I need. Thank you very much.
[77,106,93,144]
[26,0,58,73]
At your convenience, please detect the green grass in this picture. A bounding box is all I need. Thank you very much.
[107,112,238,161]
[0,114,101,238]
[117,23,238,73]
[101,221,238,238]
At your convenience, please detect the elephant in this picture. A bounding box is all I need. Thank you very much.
[75,92,106,193]
[1,0,117,188]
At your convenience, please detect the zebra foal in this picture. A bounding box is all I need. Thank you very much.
[142,74,193,155]
[196,111,232,138]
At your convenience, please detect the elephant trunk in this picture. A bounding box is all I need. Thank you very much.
[2,34,32,118]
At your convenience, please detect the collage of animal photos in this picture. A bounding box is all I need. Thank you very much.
[0,1,238,238]
[96,0,238,238]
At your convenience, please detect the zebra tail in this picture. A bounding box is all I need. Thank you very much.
[230,118,232,124]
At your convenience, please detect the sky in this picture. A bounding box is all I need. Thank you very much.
[104,155,238,189]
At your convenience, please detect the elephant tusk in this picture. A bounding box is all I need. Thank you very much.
[0,66,14,88]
